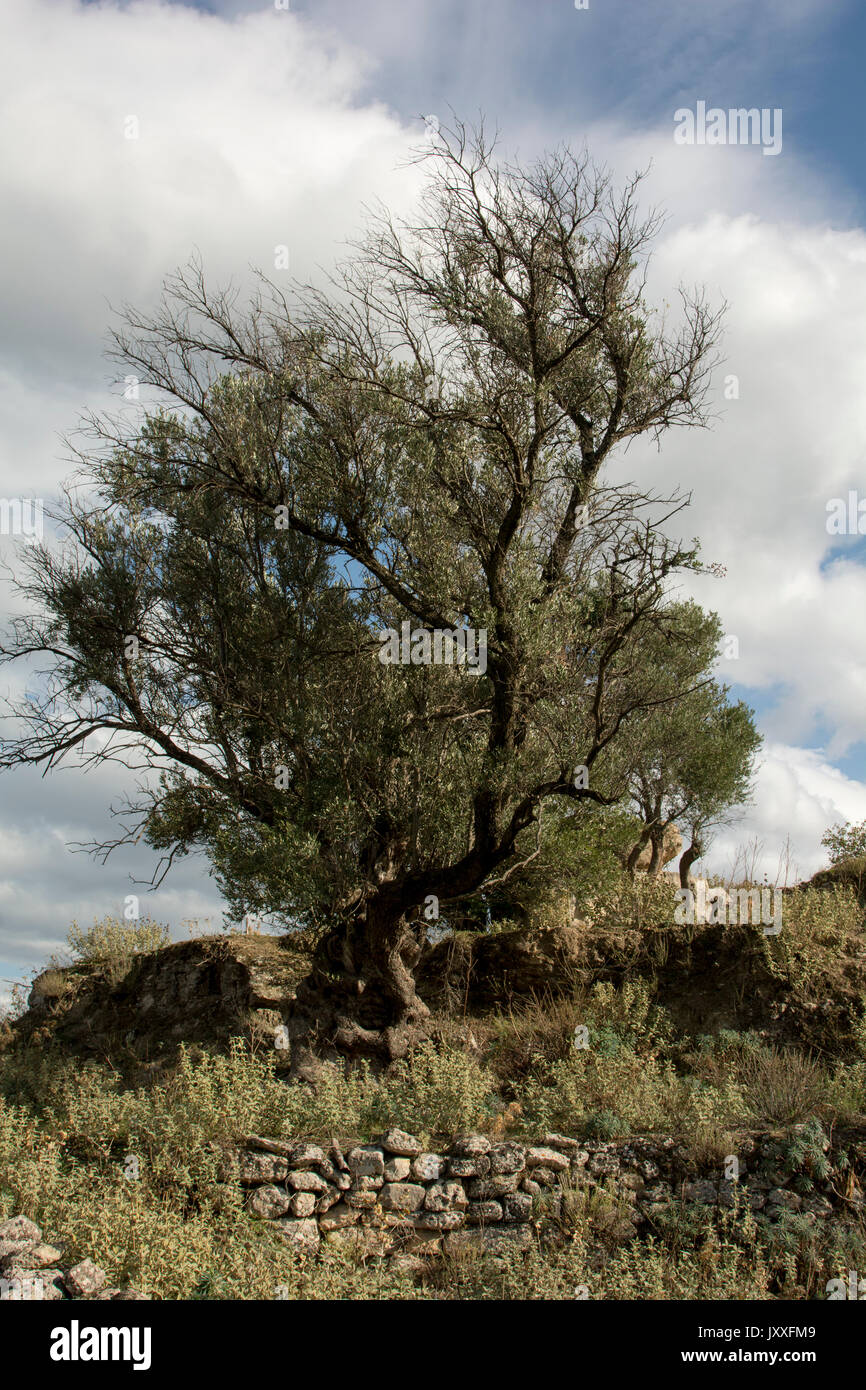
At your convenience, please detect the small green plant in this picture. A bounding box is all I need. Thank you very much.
[65,916,171,984]
[585,980,674,1054]
[779,1119,831,1181]
[582,1109,628,1140]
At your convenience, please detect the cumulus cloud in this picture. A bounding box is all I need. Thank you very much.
[707,743,866,883]
[0,0,420,392]
[605,208,866,758]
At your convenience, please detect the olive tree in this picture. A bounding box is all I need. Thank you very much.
[0,122,723,1067]
[619,603,762,880]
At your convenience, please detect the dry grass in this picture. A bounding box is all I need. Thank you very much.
[484,993,588,1084]
[738,1047,828,1126]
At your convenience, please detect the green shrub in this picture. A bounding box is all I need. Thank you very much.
[582,1109,628,1140]
[377,1043,500,1138]
[584,979,674,1054]
[516,1048,673,1135]
[779,1119,832,1181]
[582,870,680,934]
[64,915,171,984]
[824,1060,866,1121]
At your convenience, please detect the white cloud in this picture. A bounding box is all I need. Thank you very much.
[706,743,866,883]
[0,0,420,396]
[606,206,866,756]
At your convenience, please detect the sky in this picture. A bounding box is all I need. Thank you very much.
[1,0,866,1002]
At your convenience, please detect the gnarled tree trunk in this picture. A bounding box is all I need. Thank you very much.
[679,838,704,889]
[287,895,431,1077]
[625,825,653,876]
[646,827,665,877]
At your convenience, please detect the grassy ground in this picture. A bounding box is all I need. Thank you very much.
[1,881,864,1299]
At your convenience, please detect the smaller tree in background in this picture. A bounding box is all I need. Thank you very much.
[821,819,866,867]
[673,695,763,887]
[454,601,761,923]
[619,602,762,882]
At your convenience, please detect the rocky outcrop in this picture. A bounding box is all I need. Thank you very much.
[12,903,866,1068]
[633,823,683,874]
[418,918,866,1056]
[14,936,310,1070]
[418,924,588,1006]
[0,1216,147,1301]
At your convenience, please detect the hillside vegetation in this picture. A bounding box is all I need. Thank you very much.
[1,867,864,1301]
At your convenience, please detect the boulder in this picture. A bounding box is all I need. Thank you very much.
[233,1151,290,1184]
[411,1153,444,1182]
[247,1185,291,1219]
[347,1146,385,1178]
[287,1170,329,1194]
[274,1217,320,1256]
[290,1192,317,1219]
[423,1182,468,1213]
[380,1129,422,1157]
[466,1201,504,1224]
[0,1216,41,1246]
[379,1183,426,1214]
[450,1134,491,1157]
[633,824,683,874]
[319,1204,359,1232]
[526,1147,570,1172]
[383,1158,412,1182]
[64,1258,108,1298]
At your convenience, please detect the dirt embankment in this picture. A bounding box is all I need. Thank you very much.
[7,876,866,1068]
[418,917,866,1059]
[7,935,310,1076]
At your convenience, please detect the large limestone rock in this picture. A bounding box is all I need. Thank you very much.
[14,935,310,1066]
[633,823,683,874]
[64,1258,107,1298]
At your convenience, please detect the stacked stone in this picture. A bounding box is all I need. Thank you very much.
[4,1127,860,1296]
[226,1129,565,1259]
[0,1215,147,1301]
[228,1127,863,1262]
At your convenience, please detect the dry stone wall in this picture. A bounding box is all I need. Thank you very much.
[223,1125,864,1269]
[4,1127,861,1297]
